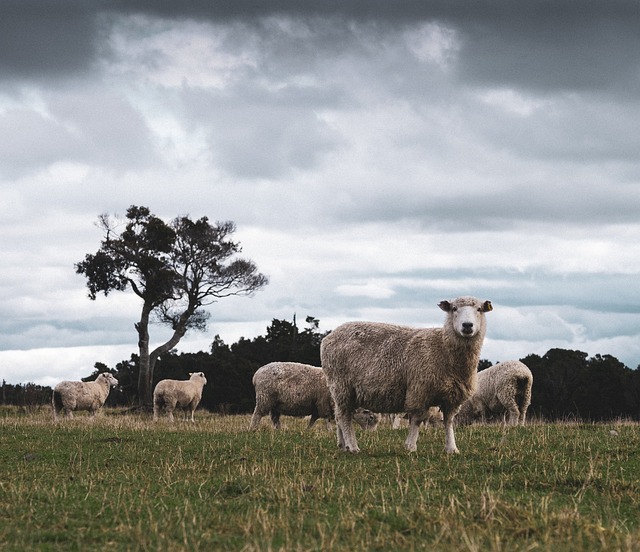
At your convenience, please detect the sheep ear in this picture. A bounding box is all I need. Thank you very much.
[438,300,451,312]
[482,301,493,312]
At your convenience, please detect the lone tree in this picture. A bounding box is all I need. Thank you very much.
[76,205,268,406]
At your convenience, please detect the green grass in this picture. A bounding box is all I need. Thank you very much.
[1,409,639,551]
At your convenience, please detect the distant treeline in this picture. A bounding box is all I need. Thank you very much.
[4,316,640,421]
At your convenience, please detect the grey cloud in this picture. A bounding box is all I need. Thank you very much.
[476,98,640,164]
[0,89,159,177]
[336,269,640,317]
[5,0,639,96]
[179,84,346,179]
[0,1,101,80]
[326,182,640,232]
[112,0,640,95]
[450,5,640,93]
[0,318,132,351]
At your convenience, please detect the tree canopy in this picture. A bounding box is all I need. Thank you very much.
[75,206,268,406]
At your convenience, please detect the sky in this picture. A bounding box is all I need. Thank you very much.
[2,0,640,387]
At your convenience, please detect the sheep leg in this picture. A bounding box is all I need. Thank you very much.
[518,407,528,426]
[248,408,263,430]
[307,415,318,429]
[405,414,421,452]
[441,407,460,454]
[336,423,346,450]
[153,400,161,422]
[392,414,403,430]
[270,410,281,429]
[501,397,521,426]
[335,410,359,453]
[518,395,531,426]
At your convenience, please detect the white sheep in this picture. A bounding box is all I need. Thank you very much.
[153,372,207,422]
[321,296,493,454]
[52,372,119,420]
[456,360,533,426]
[249,361,379,431]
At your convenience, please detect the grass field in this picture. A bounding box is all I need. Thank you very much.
[1,408,639,551]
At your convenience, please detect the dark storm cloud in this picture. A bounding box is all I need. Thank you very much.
[0,1,101,79]
[4,0,639,93]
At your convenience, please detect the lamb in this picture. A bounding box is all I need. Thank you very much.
[153,372,207,422]
[249,361,379,431]
[52,372,119,420]
[456,360,533,426]
[390,407,443,429]
[321,296,493,454]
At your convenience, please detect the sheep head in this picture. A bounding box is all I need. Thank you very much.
[189,372,208,384]
[98,373,119,387]
[439,296,492,339]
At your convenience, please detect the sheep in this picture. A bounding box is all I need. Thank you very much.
[321,296,493,454]
[456,360,533,426]
[248,361,379,431]
[153,372,207,422]
[390,407,443,429]
[52,372,119,420]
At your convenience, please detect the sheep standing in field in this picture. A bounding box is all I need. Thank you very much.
[153,372,207,422]
[321,296,493,454]
[456,360,533,426]
[52,372,119,420]
[249,362,379,431]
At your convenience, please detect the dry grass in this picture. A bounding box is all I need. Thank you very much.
[1,407,639,551]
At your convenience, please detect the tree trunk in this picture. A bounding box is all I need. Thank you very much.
[148,308,193,379]
[136,303,153,407]
[137,304,194,407]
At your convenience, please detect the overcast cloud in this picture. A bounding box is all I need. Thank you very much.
[2,1,640,387]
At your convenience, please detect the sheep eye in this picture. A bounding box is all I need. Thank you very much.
[451,306,457,312]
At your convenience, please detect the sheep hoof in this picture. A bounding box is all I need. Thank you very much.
[445,447,460,454]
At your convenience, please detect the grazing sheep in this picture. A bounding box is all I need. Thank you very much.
[457,360,533,426]
[153,372,207,422]
[391,407,443,429]
[249,362,379,431]
[321,296,493,454]
[52,372,119,420]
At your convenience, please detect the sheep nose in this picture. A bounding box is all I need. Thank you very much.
[462,322,474,334]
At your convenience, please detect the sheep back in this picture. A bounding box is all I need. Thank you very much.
[321,321,481,416]
[458,360,533,425]
[252,362,333,419]
[153,372,207,421]
[52,372,118,419]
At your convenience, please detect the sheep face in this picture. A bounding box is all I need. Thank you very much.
[439,297,492,339]
[98,373,119,387]
[354,409,379,431]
